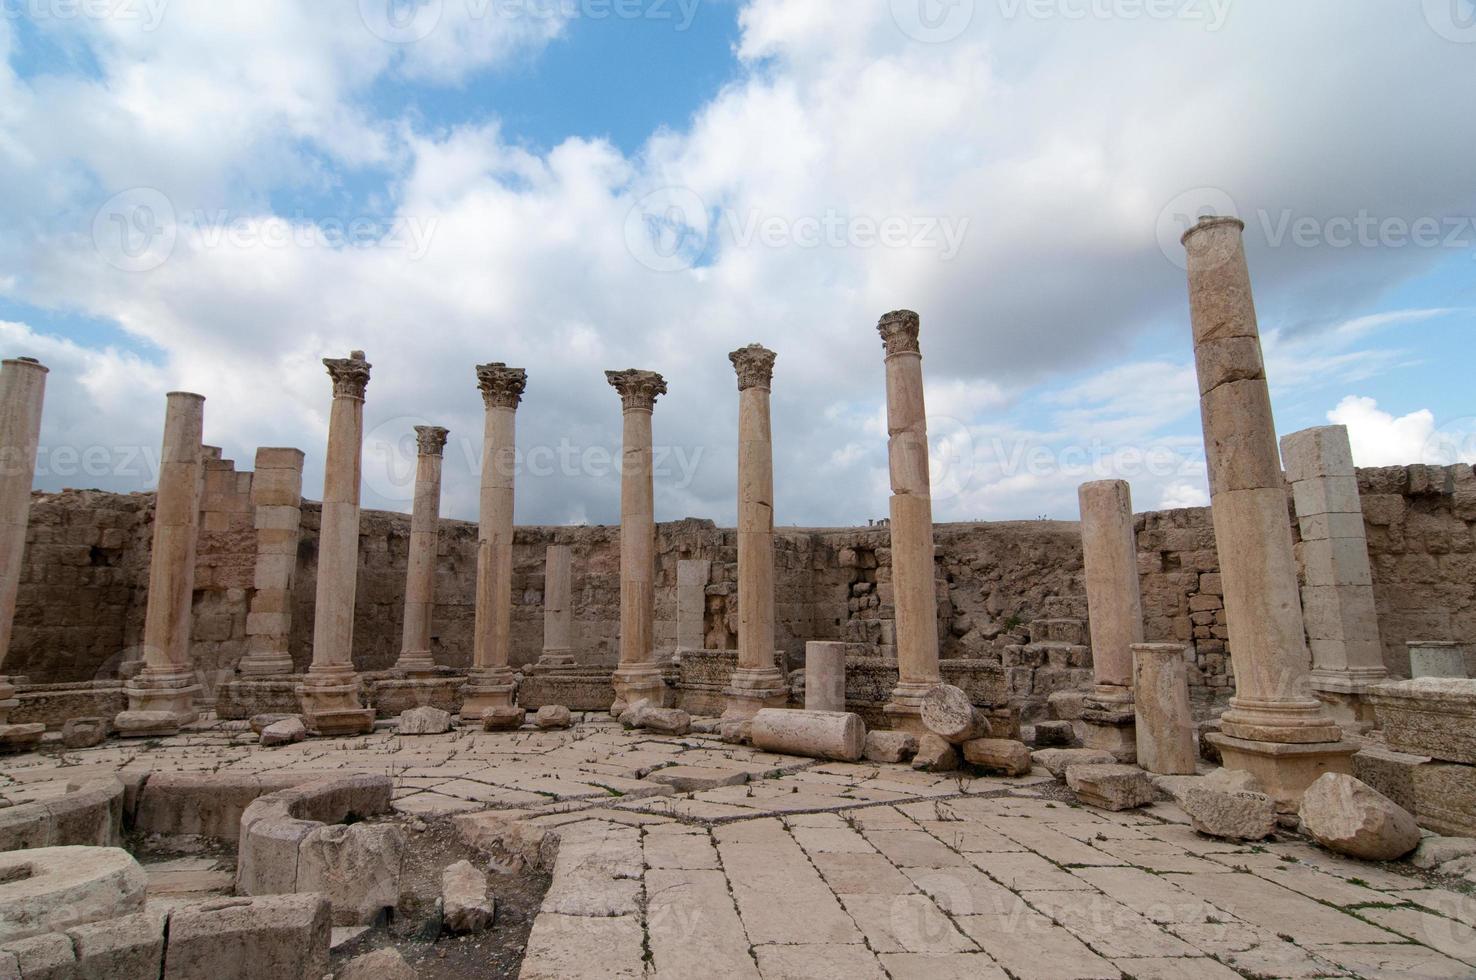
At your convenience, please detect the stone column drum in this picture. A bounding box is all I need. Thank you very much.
[395,426,449,677]
[1182,217,1353,807]
[298,352,376,736]
[237,447,306,677]
[606,369,669,711]
[1133,643,1197,776]
[0,357,46,752]
[723,344,789,720]
[1078,480,1145,762]
[118,391,207,736]
[462,364,526,721]
[877,311,943,733]
[536,544,576,668]
[805,642,847,713]
[1280,424,1387,723]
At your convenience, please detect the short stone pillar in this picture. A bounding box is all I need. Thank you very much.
[1078,480,1144,762]
[0,357,46,750]
[1280,425,1387,724]
[118,391,207,736]
[1182,217,1353,807]
[237,448,306,677]
[877,311,943,733]
[607,369,669,711]
[805,642,847,713]
[1133,643,1197,775]
[463,364,526,721]
[724,344,789,720]
[675,559,710,653]
[298,352,375,736]
[1407,641,1468,679]
[395,426,449,677]
[536,545,576,669]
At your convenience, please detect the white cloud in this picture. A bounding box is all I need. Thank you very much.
[1327,395,1475,467]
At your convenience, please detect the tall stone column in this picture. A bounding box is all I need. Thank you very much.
[298,351,375,736]
[1182,217,1353,807]
[237,447,305,677]
[0,357,47,751]
[724,344,789,720]
[118,391,206,737]
[606,369,668,711]
[462,364,526,721]
[537,544,575,668]
[396,426,449,677]
[1078,480,1145,761]
[878,311,943,733]
[1281,424,1387,724]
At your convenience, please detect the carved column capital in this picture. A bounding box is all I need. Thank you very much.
[415,425,450,456]
[877,310,922,356]
[476,363,527,410]
[324,350,371,400]
[605,369,667,412]
[729,344,777,391]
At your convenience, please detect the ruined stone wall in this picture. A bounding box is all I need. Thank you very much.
[6,463,1473,696]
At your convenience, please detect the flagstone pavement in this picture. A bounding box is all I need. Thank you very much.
[4,718,1474,979]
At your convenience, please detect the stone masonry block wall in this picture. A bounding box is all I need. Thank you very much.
[6,463,1473,697]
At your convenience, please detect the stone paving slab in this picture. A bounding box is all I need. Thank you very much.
[6,720,1474,979]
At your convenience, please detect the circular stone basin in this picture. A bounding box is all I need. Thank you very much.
[0,845,147,943]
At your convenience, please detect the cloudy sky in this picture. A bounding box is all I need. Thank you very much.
[2,0,1473,527]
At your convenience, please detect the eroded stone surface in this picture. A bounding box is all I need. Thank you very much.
[1300,773,1421,861]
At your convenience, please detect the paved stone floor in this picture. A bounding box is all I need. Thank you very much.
[4,719,1475,978]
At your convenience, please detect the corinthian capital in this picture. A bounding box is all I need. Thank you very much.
[729,344,777,392]
[877,310,922,357]
[415,425,450,456]
[324,350,372,400]
[605,369,667,412]
[476,363,527,410]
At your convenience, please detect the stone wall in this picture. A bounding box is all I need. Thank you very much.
[6,462,1473,705]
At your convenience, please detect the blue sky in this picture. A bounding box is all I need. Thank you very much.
[1,1,1472,526]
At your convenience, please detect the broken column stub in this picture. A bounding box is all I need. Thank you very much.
[750,708,865,762]
[1077,479,1144,762]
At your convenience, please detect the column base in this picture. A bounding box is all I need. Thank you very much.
[1220,695,1343,744]
[237,652,295,677]
[882,681,938,735]
[721,667,789,721]
[460,668,517,723]
[611,665,669,714]
[121,670,200,735]
[392,651,440,678]
[298,669,374,736]
[1310,668,1387,728]
[1206,732,1357,812]
[533,651,579,671]
[1082,685,1137,762]
[0,723,45,754]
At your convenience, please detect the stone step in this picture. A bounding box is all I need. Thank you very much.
[1028,618,1089,646]
[1041,596,1089,620]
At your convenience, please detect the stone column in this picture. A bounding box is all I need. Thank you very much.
[462,364,526,721]
[1182,217,1353,807]
[237,448,305,677]
[1133,643,1197,775]
[675,559,710,653]
[1280,425,1387,725]
[536,544,575,668]
[1078,479,1145,762]
[395,426,449,677]
[805,642,847,713]
[298,351,375,736]
[118,391,206,736]
[724,344,790,720]
[606,369,668,711]
[878,311,943,733]
[0,357,46,751]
